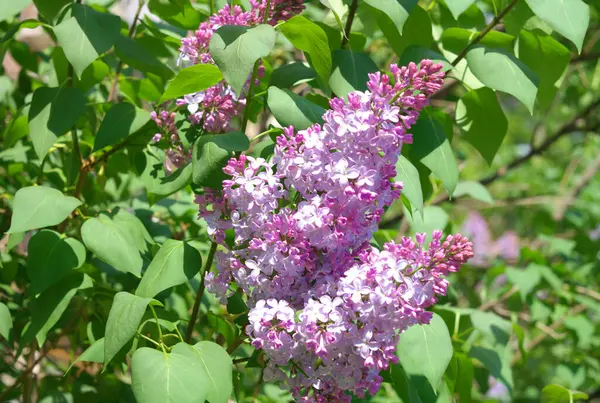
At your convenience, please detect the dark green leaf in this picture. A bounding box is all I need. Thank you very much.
[140,152,193,203]
[376,4,432,56]
[27,230,86,294]
[329,49,378,99]
[455,87,508,164]
[399,46,452,71]
[269,62,317,88]
[160,64,224,103]
[445,0,476,19]
[104,292,152,365]
[267,87,325,130]
[8,186,81,233]
[136,240,202,298]
[442,27,516,54]
[364,0,417,37]
[114,35,174,79]
[209,24,276,94]
[4,115,29,148]
[94,103,151,151]
[148,0,202,30]
[33,0,70,21]
[469,346,513,392]
[28,87,86,160]
[192,131,249,188]
[279,15,332,84]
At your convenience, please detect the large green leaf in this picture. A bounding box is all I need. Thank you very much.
[8,186,82,233]
[442,27,516,54]
[541,384,589,403]
[0,0,30,22]
[22,273,92,345]
[469,345,514,392]
[270,62,317,88]
[329,50,378,99]
[518,29,570,110]
[395,155,423,213]
[455,87,508,164]
[192,131,249,188]
[0,302,12,340]
[466,46,538,114]
[27,230,86,295]
[131,341,232,403]
[364,0,417,36]
[396,313,453,392]
[136,240,202,298]
[209,24,276,94]
[267,87,325,130]
[104,292,152,365]
[28,87,86,160]
[139,151,193,204]
[81,211,146,277]
[399,46,452,71]
[114,35,174,79]
[66,337,104,373]
[524,0,589,53]
[278,16,332,84]
[371,4,431,57]
[159,64,224,103]
[94,103,151,151]
[506,266,542,301]
[445,0,476,19]
[410,109,459,195]
[54,4,121,77]
[148,0,202,30]
[33,0,70,21]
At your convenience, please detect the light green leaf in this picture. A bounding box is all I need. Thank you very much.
[456,87,508,164]
[506,266,542,301]
[541,384,589,403]
[159,64,224,103]
[533,264,563,291]
[0,302,12,340]
[267,87,325,130]
[410,109,459,195]
[454,181,494,204]
[28,87,86,160]
[104,292,152,365]
[147,0,202,30]
[192,131,249,188]
[364,0,417,36]
[466,46,538,114]
[395,155,423,213]
[131,342,232,403]
[66,337,105,373]
[209,24,276,94]
[518,29,570,110]
[27,230,86,295]
[0,0,31,22]
[279,15,332,84]
[329,49,378,99]
[524,0,589,53]
[4,115,29,148]
[442,27,516,54]
[8,186,82,233]
[397,313,453,391]
[406,205,449,240]
[139,151,193,204]
[371,4,431,57]
[136,240,202,298]
[471,311,511,345]
[399,46,452,71]
[54,4,121,77]
[94,103,151,151]
[445,0,476,19]
[469,345,514,392]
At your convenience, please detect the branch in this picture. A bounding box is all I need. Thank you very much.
[185,242,218,342]
[340,0,359,49]
[553,153,600,220]
[451,0,520,66]
[572,50,600,63]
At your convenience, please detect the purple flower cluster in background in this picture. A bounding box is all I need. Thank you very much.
[195,63,474,401]
[462,211,519,266]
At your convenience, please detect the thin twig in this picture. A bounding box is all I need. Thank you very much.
[479,285,519,311]
[451,0,520,66]
[553,153,600,220]
[185,242,218,343]
[340,0,359,49]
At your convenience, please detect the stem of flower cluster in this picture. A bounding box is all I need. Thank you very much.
[241,62,260,133]
[340,0,359,48]
[185,241,218,343]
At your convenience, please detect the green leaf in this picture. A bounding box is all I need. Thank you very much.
[28,87,86,160]
[22,273,92,345]
[27,230,86,295]
[136,240,202,298]
[94,103,151,151]
[114,35,174,79]
[469,346,513,392]
[395,155,423,213]
[159,64,224,103]
[8,186,82,233]
[329,50,378,99]
[371,4,432,57]
[66,337,105,373]
[399,46,452,71]
[410,109,459,195]
[445,0,476,19]
[454,352,474,403]
[209,24,276,94]
[518,29,570,110]
[541,384,589,403]
[279,15,332,85]
[139,151,193,203]
[397,313,453,391]
[364,0,416,35]
[532,264,563,291]
[471,311,511,345]
[506,266,542,301]
[192,131,250,188]
[33,0,69,21]
[270,62,317,88]
[0,0,31,22]
[407,205,449,240]
[0,302,12,340]
[442,27,516,54]
[148,0,202,30]
[54,4,121,77]
[466,46,538,114]
[267,87,325,130]
[524,0,589,53]
[104,292,152,365]
[454,180,494,204]
[456,87,508,164]
[81,212,145,277]
[4,115,29,148]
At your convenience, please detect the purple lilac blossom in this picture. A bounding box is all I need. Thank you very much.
[195,62,474,401]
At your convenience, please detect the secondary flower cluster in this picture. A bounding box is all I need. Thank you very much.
[152,1,304,172]
[196,61,474,401]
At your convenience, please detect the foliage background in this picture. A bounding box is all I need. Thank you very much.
[0,0,599,402]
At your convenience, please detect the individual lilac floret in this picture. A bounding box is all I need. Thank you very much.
[151,110,190,174]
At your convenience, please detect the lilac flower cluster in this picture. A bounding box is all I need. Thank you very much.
[152,1,304,173]
[195,61,474,401]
